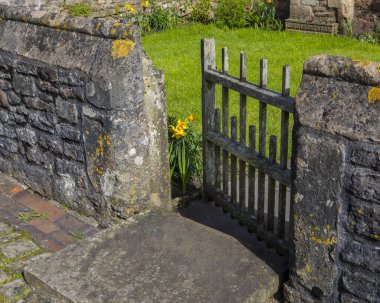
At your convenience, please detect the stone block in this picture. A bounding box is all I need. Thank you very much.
[291,128,343,300]
[63,142,84,162]
[328,0,341,8]
[0,279,26,301]
[0,79,12,90]
[55,157,86,187]
[55,97,78,124]
[0,137,18,153]
[342,274,380,303]
[58,68,86,86]
[297,57,380,142]
[290,4,313,19]
[7,91,21,105]
[302,0,318,6]
[24,97,53,111]
[16,128,37,145]
[38,66,58,83]
[39,134,63,155]
[346,168,380,203]
[30,111,56,133]
[0,238,39,259]
[348,198,380,241]
[340,240,380,274]
[56,124,81,142]
[13,73,37,96]
[26,146,53,170]
[0,89,8,108]
[351,143,380,171]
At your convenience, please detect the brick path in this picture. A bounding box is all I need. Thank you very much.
[0,173,101,302]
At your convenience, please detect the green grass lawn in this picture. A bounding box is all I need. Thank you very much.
[142,24,380,155]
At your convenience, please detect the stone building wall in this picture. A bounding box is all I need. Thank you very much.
[284,55,380,302]
[0,5,171,226]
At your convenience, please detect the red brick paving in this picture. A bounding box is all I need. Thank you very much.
[0,175,101,252]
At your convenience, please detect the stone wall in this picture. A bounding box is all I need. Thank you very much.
[0,0,191,15]
[354,0,380,33]
[0,5,171,226]
[284,56,380,302]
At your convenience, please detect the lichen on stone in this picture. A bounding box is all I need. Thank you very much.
[111,39,135,59]
[368,86,380,104]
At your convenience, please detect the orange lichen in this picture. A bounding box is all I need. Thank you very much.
[111,39,135,59]
[368,86,380,104]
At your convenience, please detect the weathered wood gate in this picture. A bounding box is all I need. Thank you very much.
[201,38,294,255]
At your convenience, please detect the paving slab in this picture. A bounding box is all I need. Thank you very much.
[0,238,40,259]
[0,232,21,244]
[0,269,9,283]
[25,208,287,303]
[0,222,13,234]
[0,279,27,300]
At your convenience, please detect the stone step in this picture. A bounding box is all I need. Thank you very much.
[24,206,288,303]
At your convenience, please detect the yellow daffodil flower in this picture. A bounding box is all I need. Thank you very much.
[186,114,196,122]
[130,7,137,14]
[124,4,131,9]
[140,1,149,7]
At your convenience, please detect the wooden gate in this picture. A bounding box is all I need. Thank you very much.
[201,38,294,255]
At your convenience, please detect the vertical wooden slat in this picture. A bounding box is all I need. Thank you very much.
[231,117,237,205]
[201,39,216,201]
[267,136,277,232]
[222,47,229,194]
[278,65,290,239]
[239,52,247,209]
[214,109,221,188]
[257,58,268,225]
[248,125,256,214]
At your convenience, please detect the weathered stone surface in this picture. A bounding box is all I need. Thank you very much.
[0,269,8,283]
[351,143,380,171]
[0,238,39,259]
[342,274,380,303]
[16,128,37,145]
[0,222,12,234]
[348,197,380,241]
[297,57,380,143]
[0,279,26,300]
[25,209,286,303]
[0,5,170,225]
[287,55,380,302]
[55,98,78,124]
[340,240,380,274]
[0,232,21,243]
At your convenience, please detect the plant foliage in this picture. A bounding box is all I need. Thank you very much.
[168,114,202,194]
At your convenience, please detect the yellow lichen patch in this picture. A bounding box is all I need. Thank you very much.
[376,65,380,74]
[311,235,337,245]
[112,39,135,59]
[352,58,371,68]
[96,22,102,30]
[370,234,379,240]
[110,28,117,35]
[368,86,380,104]
[113,22,122,27]
[356,208,363,215]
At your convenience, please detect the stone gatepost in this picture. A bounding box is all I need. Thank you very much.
[285,56,380,302]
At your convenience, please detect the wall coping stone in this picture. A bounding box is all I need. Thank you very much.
[303,55,380,87]
[0,4,135,41]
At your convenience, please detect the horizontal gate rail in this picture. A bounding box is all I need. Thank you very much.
[206,131,291,187]
[204,69,295,113]
[201,38,294,255]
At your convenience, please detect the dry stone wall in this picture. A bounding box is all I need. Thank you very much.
[0,5,171,226]
[285,56,380,302]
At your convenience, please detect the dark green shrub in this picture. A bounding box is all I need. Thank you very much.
[191,0,213,24]
[215,0,249,29]
[66,3,92,17]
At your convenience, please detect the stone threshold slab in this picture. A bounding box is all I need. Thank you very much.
[24,208,287,303]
